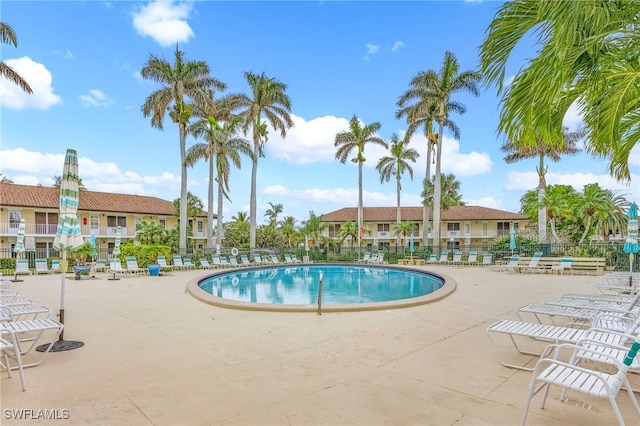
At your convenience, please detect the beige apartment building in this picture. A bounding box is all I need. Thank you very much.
[0,184,211,258]
[320,206,529,253]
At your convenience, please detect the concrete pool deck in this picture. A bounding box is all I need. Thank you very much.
[2,265,639,425]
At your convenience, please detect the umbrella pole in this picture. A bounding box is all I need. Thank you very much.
[59,251,66,341]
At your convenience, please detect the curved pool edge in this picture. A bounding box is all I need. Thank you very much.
[185,265,457,313]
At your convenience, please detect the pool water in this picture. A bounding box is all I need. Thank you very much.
[198,265,444,306]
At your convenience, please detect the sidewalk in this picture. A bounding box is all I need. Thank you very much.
[1,266,637,425]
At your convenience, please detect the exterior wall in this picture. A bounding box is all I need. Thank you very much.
[0,206,207,258]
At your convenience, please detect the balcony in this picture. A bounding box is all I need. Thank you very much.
[376,231,390,238]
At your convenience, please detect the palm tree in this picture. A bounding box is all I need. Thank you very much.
[264,202,283,226]
[232,71,293,249]
[421,173,465,211]
[0,174,13,183]
[173,192,204,226]
[186,115,254,249]
[392,221,416,248]
[521,185,577,243]
[501,126,583,241]
[135,220,167,245]
[376,133,419,245]
[337,221,359,248]
[398,52,481,252]
[335,115,388,246]
[141,46,225,251]
[397,90,459,246]
[232,211,249,223]
[592,191,629,243]
[1,22,32,93]
[479,0,640,181]
[279,215,298,248]
[575,183,618,245]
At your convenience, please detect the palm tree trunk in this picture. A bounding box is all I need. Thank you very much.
[423,139,432,247]
[216,168,224,249]
[358,161,363,249]
[179,124,188,251]
[537,154,547,242]
[249,129,259,249]
[550,218,561,243]
[207,157,214,249]
[578,216,592,245]
[432,117,445,254]
[396,172,401,247]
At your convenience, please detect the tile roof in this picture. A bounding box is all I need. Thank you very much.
[320,206,527,222]
[0,183,211,217]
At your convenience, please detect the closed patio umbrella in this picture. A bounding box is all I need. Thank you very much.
[509,227,516,254]
[39,148,85,352]
[108,226,122,280]
[623,202,639,273]
[12,219,26,282]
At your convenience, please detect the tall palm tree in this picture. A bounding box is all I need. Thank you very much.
[501,126,583,241]
[421,173,465,211]
[376,133,419,245]
[232,211,249,223]
[592,191,629,243]
[279,215,298,248]
[335,115,388,246]
[186,115,254,249]
[141,46,225,251]
[1,22,32,93]
[232,72,293,249]
[397,91,458,245]
[398,51,481,252]
[264,202,283,226]
[575,183,618,245]
[480,0,640,181]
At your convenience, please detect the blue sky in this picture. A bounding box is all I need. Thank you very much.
[1,0,639,226]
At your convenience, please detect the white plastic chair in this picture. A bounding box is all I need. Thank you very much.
[0,329,26,391]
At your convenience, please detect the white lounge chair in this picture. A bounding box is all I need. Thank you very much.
[520,252,545,274]
[270,255,281,264]
[199,258,216,269]
[172,255,185,271]
[481,253,493,266]
[229,256,240,267]
[550,257,573,275]
[253,254,267,265]
[356,252,371,263]
[1,329,26,391]
[182,258,196,270]
[219,256,231,268]
[109,259,129,276]
[284,254,294,264]
[290,254,302,264]
[493,255,519,272]
[465,251,478,265]
[240,255,252,266]
[14,260,31,276]
[521,336,640,425]
[125,257,147,275]
[94,259,107,273]
[34,259,52,275]
[449,251,463,265]
[427,254,438,264]
[438,251,449,263]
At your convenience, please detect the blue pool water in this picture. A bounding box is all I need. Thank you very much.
[198,264,444,306]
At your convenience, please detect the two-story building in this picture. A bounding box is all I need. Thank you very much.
[320,206,529,253]
[0,184,212,258]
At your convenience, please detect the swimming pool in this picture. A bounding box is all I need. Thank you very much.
[187,264,456,312]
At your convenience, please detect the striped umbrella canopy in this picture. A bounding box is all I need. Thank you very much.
[14,218,26,256]
[112,226,122,258]
[623,202,639,255]
[509,227,516,252]
[53,149,84,253]
[89,232,97,258]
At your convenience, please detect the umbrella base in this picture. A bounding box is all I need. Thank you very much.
[36,340,84,352]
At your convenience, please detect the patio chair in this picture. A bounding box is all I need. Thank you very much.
[449,251,463,265]
[2,304,51,321]
[284,254,294,264]
[1,329,26,391]
[290,255,302,264]
[487,311,640,371]
[14,260,31,276]
[465,251,478,265]
[492,256,519,272]
[219,256,231,268]
[94,259,107,273]
[521,336,640,425]
[109,259,129,276]
[520,252,545,274]
[172,255,185,271]
[125,257,147,275]
[229,256,240,267]
[427,254,438,264]
[34,259,52,275]
[550,257,573,275]
[481,253,493,266]
[239,254,250,266]
[356,252,371,263]
[438,251,449,263]
[592,272,640,295]
[270,255,281,264]
[253,254,267,265]
[199,258,216,269]
[182,258,196,270]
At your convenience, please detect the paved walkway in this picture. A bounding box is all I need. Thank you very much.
[2,266,638,425]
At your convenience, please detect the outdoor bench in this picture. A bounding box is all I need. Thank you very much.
[516,256,606,275]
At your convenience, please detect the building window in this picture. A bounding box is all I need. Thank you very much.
[9,210,21,230]
[447,223,460,231]
[197,221,203,233]
[328,224,341,238]
[497,221,510,236]
[377,224,390,232]
[482,222,488,236]
[159,219,166,229]
[107,216,126,227]
[35,212,58,234]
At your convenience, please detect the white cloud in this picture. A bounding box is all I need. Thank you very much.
[563,101,584,131]
[366,43,380,55]
[0,147,181,196]
[0,57,62,110]
[79,89,113,107]
[391,41,404,52]
[132,0,194,47]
